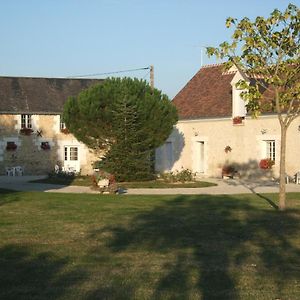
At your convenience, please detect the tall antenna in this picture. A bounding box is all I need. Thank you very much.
[191,45,206,67]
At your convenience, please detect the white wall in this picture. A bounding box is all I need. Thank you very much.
[156,115,300,178]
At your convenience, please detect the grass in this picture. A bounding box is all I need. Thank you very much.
[31,176,217,189]
[1,189,300,299]
[31,175,92,186]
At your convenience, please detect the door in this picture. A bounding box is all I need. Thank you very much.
[64,146,80,172]
[197,141,205,173]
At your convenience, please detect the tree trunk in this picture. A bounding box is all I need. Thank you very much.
[279,123,287,210]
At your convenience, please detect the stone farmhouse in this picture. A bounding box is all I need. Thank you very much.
[155,64,300,179]
[0,76,102,175]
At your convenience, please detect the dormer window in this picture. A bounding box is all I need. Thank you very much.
[230,70,248,119]
[21,114,32,129]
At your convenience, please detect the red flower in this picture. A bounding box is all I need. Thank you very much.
[259,158,274,169]
[232,116,244,125]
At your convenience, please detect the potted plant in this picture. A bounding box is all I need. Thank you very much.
[20,128,33,135]
[232,116,244,125]
[91,170,117,193]
[41,142,50,150]
[6,142,17,151]
[259,158,275,169]
[60,128,70,134]
[222,165,237,178]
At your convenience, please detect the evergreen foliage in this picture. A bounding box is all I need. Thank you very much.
[63,77,178,181]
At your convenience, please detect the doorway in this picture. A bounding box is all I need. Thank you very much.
[63,146,80,172]
[196,141,205,173]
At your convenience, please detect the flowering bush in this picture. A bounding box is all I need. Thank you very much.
[20,128,33,135]
[259,158,275,169]
[91,170,117,193]
[159,169,196,183]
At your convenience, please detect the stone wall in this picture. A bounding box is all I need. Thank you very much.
[0,114,99,175]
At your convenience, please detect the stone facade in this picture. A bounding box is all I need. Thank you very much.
[0,113,98,175]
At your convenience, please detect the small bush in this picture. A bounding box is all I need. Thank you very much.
[159,169,196,183]
[48,171,75,179]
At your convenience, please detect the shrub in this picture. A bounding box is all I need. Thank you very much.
[159,169,196,183]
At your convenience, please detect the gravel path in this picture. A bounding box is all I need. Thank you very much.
[1,175,300,195]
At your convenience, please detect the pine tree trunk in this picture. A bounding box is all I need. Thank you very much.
[279,123,287,211]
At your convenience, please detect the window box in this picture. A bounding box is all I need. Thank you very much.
[232,116,244,125]
[60,128,70,134]
[20,128,33,135]
[41,142,50,150]
[6,142,17,151]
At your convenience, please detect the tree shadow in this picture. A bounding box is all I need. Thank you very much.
[223,159,276,182]
[0,189,21,206]
[221,159,281,208]
[155,127,185,172]
[0,244,87,300]
[91,195,300,299]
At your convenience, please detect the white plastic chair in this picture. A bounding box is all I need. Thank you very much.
[5,167,15,176]
[54,165,60,174]
[15,166,23,176]
[296,172,300,184]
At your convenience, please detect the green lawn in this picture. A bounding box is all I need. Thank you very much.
[31,176,216,189]
[1,189,300,299]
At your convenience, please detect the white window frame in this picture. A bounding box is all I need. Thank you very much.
[265,140,276,161]
[21,114,32,129]
[64,146,78,161]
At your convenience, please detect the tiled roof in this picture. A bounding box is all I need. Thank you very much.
[172,64,236,119]
[0,76,103,114]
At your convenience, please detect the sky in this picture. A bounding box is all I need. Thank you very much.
[0,0,298,99]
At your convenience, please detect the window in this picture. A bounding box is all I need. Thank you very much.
[70,147,78,161]
[64,146,78,161]
[265,140,275,161]
[21,114,32,129]
[60,116,66,130]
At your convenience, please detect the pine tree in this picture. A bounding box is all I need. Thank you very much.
[63,77,178,181]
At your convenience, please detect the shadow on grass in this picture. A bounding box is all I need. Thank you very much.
[0,244,87,300]
[91,195,300,299]
[0,189,21,206]
[255,192,279,210]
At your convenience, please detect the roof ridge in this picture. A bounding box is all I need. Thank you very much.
[201,63,225,69]
[0,75,103,80]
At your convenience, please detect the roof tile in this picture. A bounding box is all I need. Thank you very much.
[172,64,236,119]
